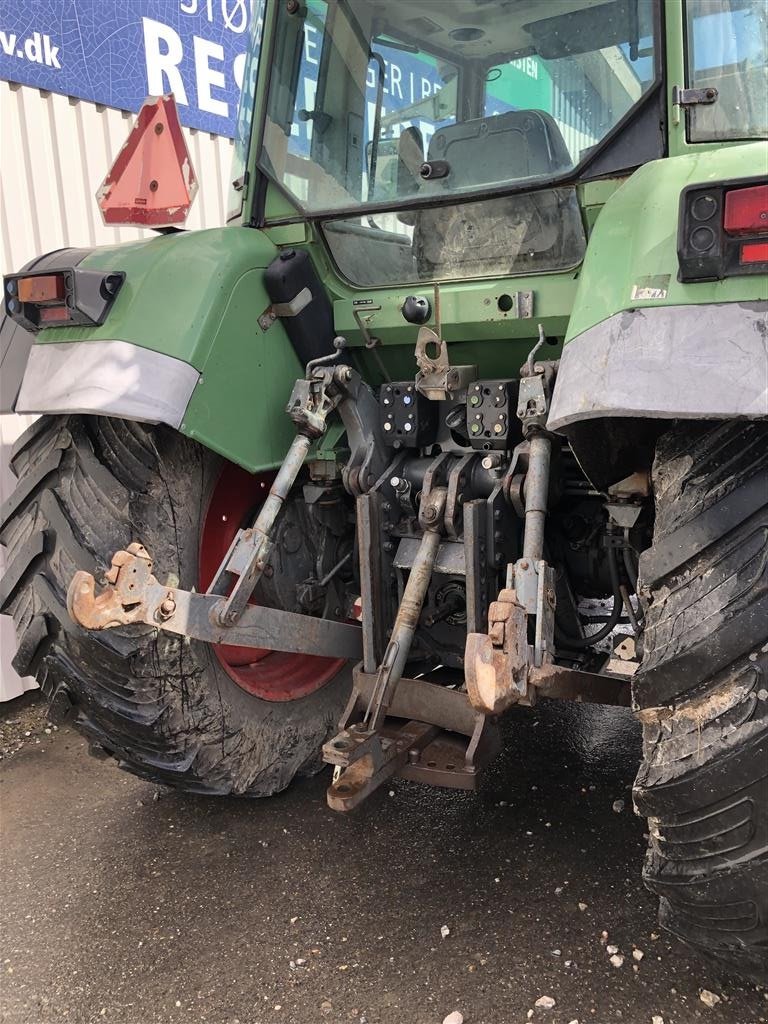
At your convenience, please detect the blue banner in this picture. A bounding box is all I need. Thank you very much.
[0,1,260,137]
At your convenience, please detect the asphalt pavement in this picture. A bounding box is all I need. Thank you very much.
[1,697,765,1024]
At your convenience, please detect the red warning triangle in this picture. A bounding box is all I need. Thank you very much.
[97,94,198,228]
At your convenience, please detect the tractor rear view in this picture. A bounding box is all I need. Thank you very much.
[2,0,766,983]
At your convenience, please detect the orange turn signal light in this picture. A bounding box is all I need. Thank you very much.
[38,305,72,324]
[17,273,66,304]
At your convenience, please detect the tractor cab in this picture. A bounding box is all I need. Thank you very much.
[234,0,661,286]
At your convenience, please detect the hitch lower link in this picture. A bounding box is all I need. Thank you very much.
[67,339,366,664]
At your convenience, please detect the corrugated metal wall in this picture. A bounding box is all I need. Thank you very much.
[0,81,235,700]
[0,80,235,273]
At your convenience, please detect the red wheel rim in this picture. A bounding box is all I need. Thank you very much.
[199,462,344,701]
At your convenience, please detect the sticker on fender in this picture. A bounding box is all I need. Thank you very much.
[631,275,670,300]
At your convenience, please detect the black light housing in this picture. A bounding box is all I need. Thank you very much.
[3,268,125,333]
[678,177,768,282]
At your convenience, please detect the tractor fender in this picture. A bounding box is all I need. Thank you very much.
[547,144,768,475]
[5,227,307,474]
[547,299,767,432]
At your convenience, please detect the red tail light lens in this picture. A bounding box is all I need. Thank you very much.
[724,184,768,236]
[740,241,768,265]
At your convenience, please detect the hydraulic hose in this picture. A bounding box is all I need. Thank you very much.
[622,529,640,592]
[556,543,623,649]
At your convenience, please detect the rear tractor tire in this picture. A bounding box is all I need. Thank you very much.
[0,415,351,796]
[634,420,768,982]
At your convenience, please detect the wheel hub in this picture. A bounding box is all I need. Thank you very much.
[199,462,343,701]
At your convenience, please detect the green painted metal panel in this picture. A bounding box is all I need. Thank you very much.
[565,141,768,342]
[181,268,301,472]
[35,226,305,473]
[37,228,277,368]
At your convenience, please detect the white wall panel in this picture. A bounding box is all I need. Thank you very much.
[0,82,235,698]
[0,81,235,274]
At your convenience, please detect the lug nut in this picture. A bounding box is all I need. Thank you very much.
[158,594,176,619]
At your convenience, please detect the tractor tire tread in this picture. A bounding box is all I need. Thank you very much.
[634,420,768,984]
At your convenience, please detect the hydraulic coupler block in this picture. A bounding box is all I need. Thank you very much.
[380,382,438,448]
[466,380,520,451]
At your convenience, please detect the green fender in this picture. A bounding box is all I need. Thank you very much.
[25,227,303,473]
[548,142,768,438]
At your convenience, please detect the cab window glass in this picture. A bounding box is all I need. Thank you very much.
[685,0,768,142]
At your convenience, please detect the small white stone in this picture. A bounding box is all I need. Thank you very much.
[440,925,450,939]
[651,1016,664,1024]
[578,902,587,911]
[606,944,619,955]
[568,1020,580,1024]
[442,1013,464,1024]
[554,886,563,895]
[551,949,561,956]
[290,916,298,924]
[609,954,625,968]
[632,948,644,961]
[535,996,556,1010]
[612,799,625,813]
[700,990,722,1009]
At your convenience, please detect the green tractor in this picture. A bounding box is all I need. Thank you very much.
[1,0,766,982]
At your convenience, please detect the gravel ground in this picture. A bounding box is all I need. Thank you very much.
[1,697,765,1024]
[0,691,50,762]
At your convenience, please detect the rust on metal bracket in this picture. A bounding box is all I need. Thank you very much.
[465,587,530,714]
[324,669,503,811]
[326,720,438,812]
[67,545,364,660]
[67,543,154,629]
[465,588,632,712]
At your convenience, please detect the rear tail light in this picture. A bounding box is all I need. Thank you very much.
[678,177,768,282]
[740,241,768,265]
[724,184,768,235]
[4,268,124,333]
